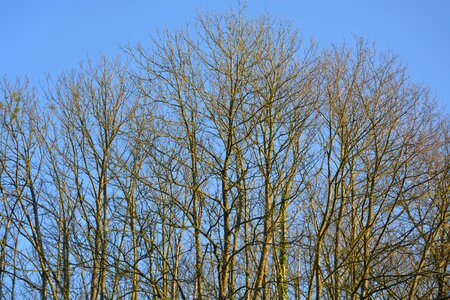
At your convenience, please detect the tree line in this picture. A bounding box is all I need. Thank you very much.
[0,9,448,300]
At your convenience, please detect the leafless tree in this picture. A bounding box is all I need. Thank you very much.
[0,7,448,300]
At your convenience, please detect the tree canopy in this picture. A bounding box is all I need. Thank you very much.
[0,8,448,300]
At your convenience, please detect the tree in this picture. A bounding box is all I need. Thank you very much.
[0,7,448,300]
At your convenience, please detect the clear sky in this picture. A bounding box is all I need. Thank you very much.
[1,0,449,110]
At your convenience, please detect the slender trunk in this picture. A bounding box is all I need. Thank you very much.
[100,173,108,299]
[11,235,18,300]
[91,159,108,300]
[220,166,231,300]
[314,242,322,300]
[131,194,139,300]
[360,197,372,299]
[333,145,347,300]
[253,181,273,300]
[62,222,70,299]
[229,163,244,298]
[277,198,287,300]
[349,168,358,300]
[190,135,203,300]
[162,209,169,298]
[229,223,239,299]
[192,193,203,300]
[244,184,251,300]
[220,112,233,299]
[171,230,183,299]
[0,206,12,300]
[90,205,101,299]
[333,200,343,300]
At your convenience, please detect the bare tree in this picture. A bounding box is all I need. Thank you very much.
[0,7,448,300]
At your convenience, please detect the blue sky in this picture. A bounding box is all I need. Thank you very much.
[1,0,449,110]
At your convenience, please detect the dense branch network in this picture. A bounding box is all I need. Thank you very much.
[0,9,448,300]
